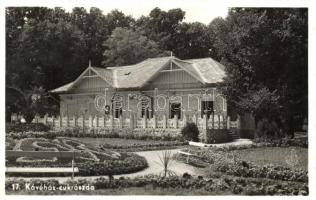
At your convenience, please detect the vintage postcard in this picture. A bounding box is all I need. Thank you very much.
[3,0,313,197]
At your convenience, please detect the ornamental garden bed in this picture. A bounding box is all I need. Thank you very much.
[6,127,184,141]
[174,146,308,183]
[5,137,148,177]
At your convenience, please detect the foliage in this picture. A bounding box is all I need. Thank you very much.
[205,129,232,144]
[100,140,187,152]
[213,159,308,182]
[181,122,200,142]
[6,86,56,123]
[157,150,176,177]
[102,27,167,66]
[6,128,184,141]
[5,174,309,195]
[176,146,308,182]
[253,137,308,148]
[210,8,307,135]
[6,122,50,132]
[255,118,281,138]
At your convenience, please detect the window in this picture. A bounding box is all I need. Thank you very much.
[112,95,123,118]
[201,101,213,118]
[170,103,181,119]
[140,97,152,118]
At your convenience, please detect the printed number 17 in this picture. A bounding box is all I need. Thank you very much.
[12,183,20,190]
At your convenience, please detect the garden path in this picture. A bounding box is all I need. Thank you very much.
[6,149,206,183]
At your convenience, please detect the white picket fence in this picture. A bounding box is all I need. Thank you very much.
[11,113,240,131]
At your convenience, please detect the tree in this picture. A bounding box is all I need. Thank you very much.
[136,7,185,53]
[172,22,213,59]
[210,8,308,136]
[6,86,56,123]
[102,27,167,66]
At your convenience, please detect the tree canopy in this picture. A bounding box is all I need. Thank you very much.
[6,7,308,133]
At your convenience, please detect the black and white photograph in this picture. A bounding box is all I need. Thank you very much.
[2,0,315,197]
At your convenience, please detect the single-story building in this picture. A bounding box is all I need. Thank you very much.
[51,56,228,120]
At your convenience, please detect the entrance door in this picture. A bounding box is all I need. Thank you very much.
[201,101,213,118]
[170,103,181,119]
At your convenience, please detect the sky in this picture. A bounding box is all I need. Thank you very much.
[62,0,229,25]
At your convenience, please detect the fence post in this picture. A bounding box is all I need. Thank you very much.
[95,115,99,127]
[73,115,77,127]
[237,115,241,129]
[109,115,113,129]
[192,114,197,126]
[65,115,69,127]
[52,116,55,127]
[203,114,208,130]
[218,114,221,129]
[227,116,231,129]
[130,113,134,129]
[143,115,147,129]
[43,114,48,125]
[212,112,215,129]
[59,115,62,127]
[152,115,157,129]
[82,115,85,128]
[162,115,167,129]
[88,115,93,128]
[174,115,178,129]
[119,116,123,129]
[182,114,187,128]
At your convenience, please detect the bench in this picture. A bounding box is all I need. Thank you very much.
[178,150,199,163]
[6,167,79,173]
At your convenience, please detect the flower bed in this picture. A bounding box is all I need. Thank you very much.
[5,173,309,195]
[6,127,184,141]
[99,141,187,152]
[6,123,50,133]
[175,146,308,183]
[253,137,308,148]
[6,137,148,176]
[213,160,308,183]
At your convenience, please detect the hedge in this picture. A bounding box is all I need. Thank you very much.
[205,129,232,144]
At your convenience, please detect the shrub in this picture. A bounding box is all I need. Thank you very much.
[255,118,281,139]
[6,128,184,141]
[6,123,50,133]
[205,129,232,144]
[181,123,199,142]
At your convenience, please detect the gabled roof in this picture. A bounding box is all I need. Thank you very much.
[51,56,226,93]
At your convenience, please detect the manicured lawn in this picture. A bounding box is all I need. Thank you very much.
[232,147,308,170]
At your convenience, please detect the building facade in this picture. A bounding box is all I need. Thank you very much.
[51,56,228,121]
